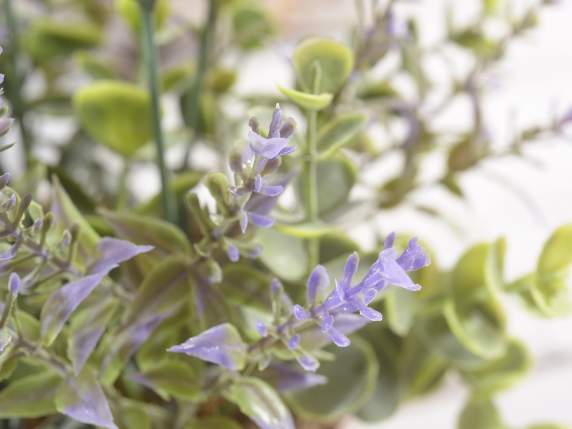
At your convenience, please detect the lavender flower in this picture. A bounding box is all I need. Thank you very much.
[229,106,295,236]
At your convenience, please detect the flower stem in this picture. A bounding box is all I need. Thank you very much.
[139,2,177,223]
[3,0,33,167]
[305,109,320,269]
[180,0,218,171]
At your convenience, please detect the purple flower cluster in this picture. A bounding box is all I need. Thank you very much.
[169,234,429,373]
[224,105,295,261]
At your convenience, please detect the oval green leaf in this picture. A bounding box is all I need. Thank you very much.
[278,86,333,111]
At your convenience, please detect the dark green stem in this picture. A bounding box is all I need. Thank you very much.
[3,0,33,166]
[139,2,177,223]
[305,109,319,269]
[180,0,218,170]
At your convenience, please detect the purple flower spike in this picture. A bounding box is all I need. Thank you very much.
[307,265,329,304]
[8,272,21,296]
[167,323,247,371]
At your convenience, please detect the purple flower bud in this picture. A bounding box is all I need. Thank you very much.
[397,238,430,271]
[271,363,327,391]
[248,130,290,160]
[8,272,21,296]
[259,183,284,197]
[256,320,268,337]
[268,105,282,138]
[384,232,396,249]
[271,278,283,295]
[296,354,320,372]
[227,243,240,262]
[307,265,329,304]
[253,175,263,193]
[287,334,300,350]
[379,250,421,291]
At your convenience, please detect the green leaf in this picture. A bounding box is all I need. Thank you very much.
[288,337,378,421]
[128,255,192,322]
[186,416,242,429]
[74,80,152,157]
[0,370,62,417]
[461,338,530,395]
[298,155,357,217]
[357,327,402,422]
[101,210,191,256]
[257,228,308,282]
[51,176,100,263]
[229,0,274,50]
[116,0,170,33]
[139,360,202,401]
[293,38,354,94]
[532,224,572,316]
[317,113,367,157]
[55,369,117,429]
[111,400,152,429]
[220,264,273,310]
[24,19,101,62]
[385,286,417,336]
[224,377,294,429]
[457,397,506,429]
[278,86,333,111]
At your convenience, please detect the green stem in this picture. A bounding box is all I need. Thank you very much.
[305,109,320,269]
[180,0,218,171]
[116,159,132,209]
[3,0,33,167]
[139,2,177,223]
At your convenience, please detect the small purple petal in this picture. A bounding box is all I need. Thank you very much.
[380,250,422,291]
[397,238,430,271]
[278,146,296,156]
[253,175,263,193]
[259,184,284,197]
[239,210,248,233]
[293,304,310,320]
[256,320,268,337]
[297,354,320,372]
[268,106,282,138]
[288,334,300,350]
[325,327,351,348]
[384,232,396,249]
[248,130,289,159]
[343,252,359,283]
[358,304,383,322]
[248,212,275,228]
[227,244,240,262]
[307,265,329,304]
[8,272,20,296]
[271,363,326,391]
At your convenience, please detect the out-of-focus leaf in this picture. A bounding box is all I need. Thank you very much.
[532,224,572,316]
[0,370,62,417]
[56,369,117,429]
[224,376,294,429]
[276,222,336,239]
[74,80,152,157]
[257,228,307,282]
[278,86,333,111]
[385,286,417,336]
[357,80,398,100]
[293,38,354,94]
[75,52,116,80]
[457,397,506,429]
[317,113,367,157]
[288,337,378,421]
[220,264,273,310]
[24,20,101,62]
[229,1,274,50]
[116,0,170,33]
[298,155,357,217]
[461,338,530,395]
[186,416,242,429]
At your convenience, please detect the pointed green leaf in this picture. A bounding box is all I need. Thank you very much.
[139,360,202,401]
[0,370,62,417]
[224,377,294,429]
[278,86,332,111]
[457,397,506,429]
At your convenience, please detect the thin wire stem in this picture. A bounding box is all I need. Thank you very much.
[139,2,177,223]
[3,0,33,167]
[305,109,320,269]
[181,0,218,171]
